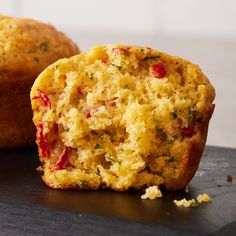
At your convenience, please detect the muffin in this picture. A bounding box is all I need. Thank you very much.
[0,15,79,148]
[30,45,215,191]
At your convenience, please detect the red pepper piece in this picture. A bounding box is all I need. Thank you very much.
[33,89,51,109]
[181,126,195,137]
[52,146,72,171]
[150,63,167,78]
[85,111,91,118]
[112,47,130,54]
[84,107,99,118]
[37,121,50,159]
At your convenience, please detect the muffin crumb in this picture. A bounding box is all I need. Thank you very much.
[174,193,212,207]
[141,186,162,200]
[197,193,212,203]
[174,198,197,207]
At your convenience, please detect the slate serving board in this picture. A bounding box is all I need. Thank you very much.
[0,146,235,236]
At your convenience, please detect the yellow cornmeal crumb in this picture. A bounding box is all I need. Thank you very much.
[196,193,212,203]
[174,193,212,207]
[141,186,162,200]
[174,198,197,207]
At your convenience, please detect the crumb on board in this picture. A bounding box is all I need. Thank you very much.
[141,186,162,200]
[174,198,197,207]
[196,193,212,203]
[227,175,233,182]
[174,193,212,207]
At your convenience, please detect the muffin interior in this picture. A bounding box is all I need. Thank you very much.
[32,45,215,190]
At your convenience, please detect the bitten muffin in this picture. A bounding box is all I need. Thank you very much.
[30,45,215,191]
[0,15,79,148]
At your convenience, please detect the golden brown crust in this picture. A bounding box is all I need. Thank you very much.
[165,104,215,190]
[0,72,36,148]
[0,16,79,149]
[0,15,79,74]
[43,177,101,191]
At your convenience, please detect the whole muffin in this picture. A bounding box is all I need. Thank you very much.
[30,45,215,191]
[0,16,79,149]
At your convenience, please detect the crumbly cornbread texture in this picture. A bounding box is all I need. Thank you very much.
[0,15,79,148]
[196,193,212,203]
[141,186,162,200]
[174,193,212,207]
[31,45,215,191]
[174,198,197,207]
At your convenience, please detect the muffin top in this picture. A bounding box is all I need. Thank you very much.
[0,15,79,75]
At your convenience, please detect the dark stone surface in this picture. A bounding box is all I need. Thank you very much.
[0,146,235,235]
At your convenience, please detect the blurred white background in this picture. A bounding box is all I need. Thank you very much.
[1,0,236,148]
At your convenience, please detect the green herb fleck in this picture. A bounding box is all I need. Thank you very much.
[156,127,167,141]
[159,153,168,156]
[80,180,89,187]
[143,55,161,61]
[190,201,198,207]
[55,65,59,69]
[168,157,176,162]
[111,63,122,71]
[28,46,37,53]
[166,139,175,144]
[95,143,102,149]
[171,111,177,119]
[188,106,195,122]
[89,73,94,80]
[65,128,70,132]
[53,173,60,183]
[106,155,121,164]
[39,42,48,53]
